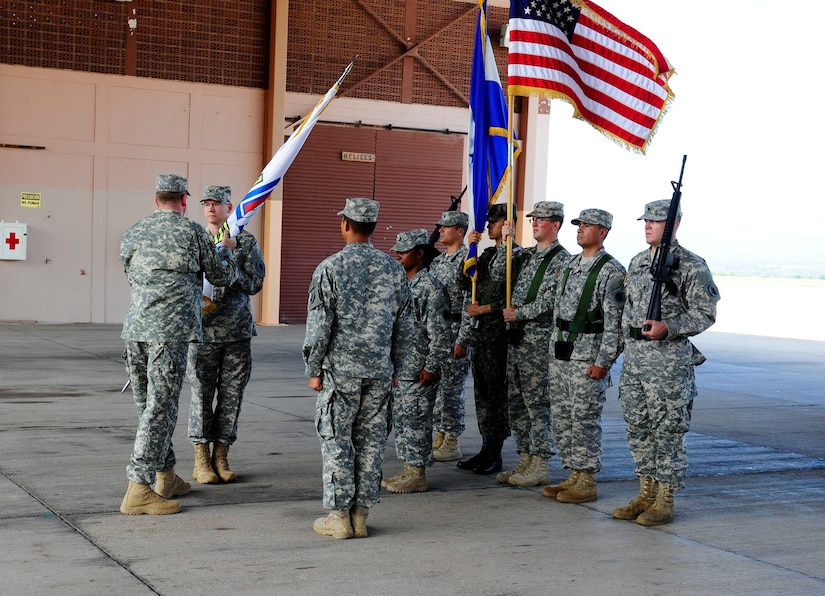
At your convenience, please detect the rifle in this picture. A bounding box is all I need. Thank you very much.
[643,155,687,332]
[425,186,467,267]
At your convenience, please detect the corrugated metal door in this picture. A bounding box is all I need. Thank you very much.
[280,124,465,323]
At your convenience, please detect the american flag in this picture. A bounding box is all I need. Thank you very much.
[507,0,674,153]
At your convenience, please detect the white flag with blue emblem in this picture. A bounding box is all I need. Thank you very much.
[223,58,356,239]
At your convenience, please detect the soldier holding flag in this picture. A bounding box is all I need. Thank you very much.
[188,185,265,485]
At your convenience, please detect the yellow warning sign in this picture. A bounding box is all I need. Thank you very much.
[21,192,42,208]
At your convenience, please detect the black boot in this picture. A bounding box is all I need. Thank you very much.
[473,438,504,475]
[457,438,488,471]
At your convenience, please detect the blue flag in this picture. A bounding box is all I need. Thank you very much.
[465,0,515,281]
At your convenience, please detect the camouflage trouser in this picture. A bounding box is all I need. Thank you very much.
[507,330,555,458]
[470,332,510,442]
[124,341,188,484]
[618,361,697,490]
[433,321,469,436]
[548,358,609,473]
[187,339,252,446]
[316,370,391,510]
[390,379,438,467]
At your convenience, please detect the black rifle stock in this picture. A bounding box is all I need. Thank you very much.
[643,155,687,331]
[425,186,467,267]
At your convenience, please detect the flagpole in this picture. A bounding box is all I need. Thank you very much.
[505,93,515,309]
[470,3,484,308]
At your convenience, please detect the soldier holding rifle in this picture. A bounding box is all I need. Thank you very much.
[614,158,721,526]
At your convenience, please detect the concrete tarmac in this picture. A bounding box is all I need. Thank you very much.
[1,323,823,595]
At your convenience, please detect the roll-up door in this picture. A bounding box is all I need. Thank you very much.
[280,124,465,323]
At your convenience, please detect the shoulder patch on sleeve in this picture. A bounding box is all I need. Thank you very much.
[606,276,626,305]
[308,280,323,311]
[250,250,266,277]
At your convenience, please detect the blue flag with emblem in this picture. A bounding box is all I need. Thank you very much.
[464,0,516,282]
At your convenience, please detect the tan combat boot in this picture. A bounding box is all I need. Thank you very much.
[542,469,580,498]
[313,510,354,539]
[192,443,219,484]
[120,480,180,515]
[154,467,191,499]
[384,464,427,493]
[636,485,675,526]
[433,434,461,462]
[612,477,656,520]
[432,431,445,451]
[496,453,532,483]
[508,455,549,487]
[212,443,237,482]
[556,470,597,503]
[381,466,406,488]
[350,505,370,538]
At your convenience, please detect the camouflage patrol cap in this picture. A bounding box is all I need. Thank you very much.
[487,203,517,222]
[436,211,469,229]
[391,228,430,252]
[338,197,380,223]
[155,173,190,195]
[571,208,613,229]
[200,185,231,204]
[526,201,564,219]
[638,199,681,221]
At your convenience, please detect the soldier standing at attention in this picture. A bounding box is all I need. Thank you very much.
[428,211,472,462]
[188,185,266,485]
[457,204,514,475]
[120,174,238,515]
[303,198,413,539]
[492,201,570,487]
[613,199,719,526]
[543,209,626,504]
[382,229,452,493]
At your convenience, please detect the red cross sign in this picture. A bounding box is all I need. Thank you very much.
[5,232,20,250]
[1,222,27,260]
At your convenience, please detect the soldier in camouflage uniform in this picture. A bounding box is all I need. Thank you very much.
[427,211,472,462]
[382,229,452,493]
[457,204,514,475]
[491,201,570,487]
[613,199,720,526]
[120,174,239,515]
[543,209,626,504]
[187,186,266,485]
[303,198,413,539]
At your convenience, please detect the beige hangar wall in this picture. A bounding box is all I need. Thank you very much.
[0,64,266,324]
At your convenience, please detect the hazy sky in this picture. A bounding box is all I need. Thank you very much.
[541,1,824,277]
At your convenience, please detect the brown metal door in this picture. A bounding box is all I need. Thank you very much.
[280,124,464,323]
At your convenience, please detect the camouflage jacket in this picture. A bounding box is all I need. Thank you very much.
[395,270,452,381]
[428,245,472,347]
[461,243,512,343]
[120,209,238,342]
[201,230,266,343]
[551,249,626,368]
[622,241,720,366]
[303,242,413,379]
[490,240,570,327]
